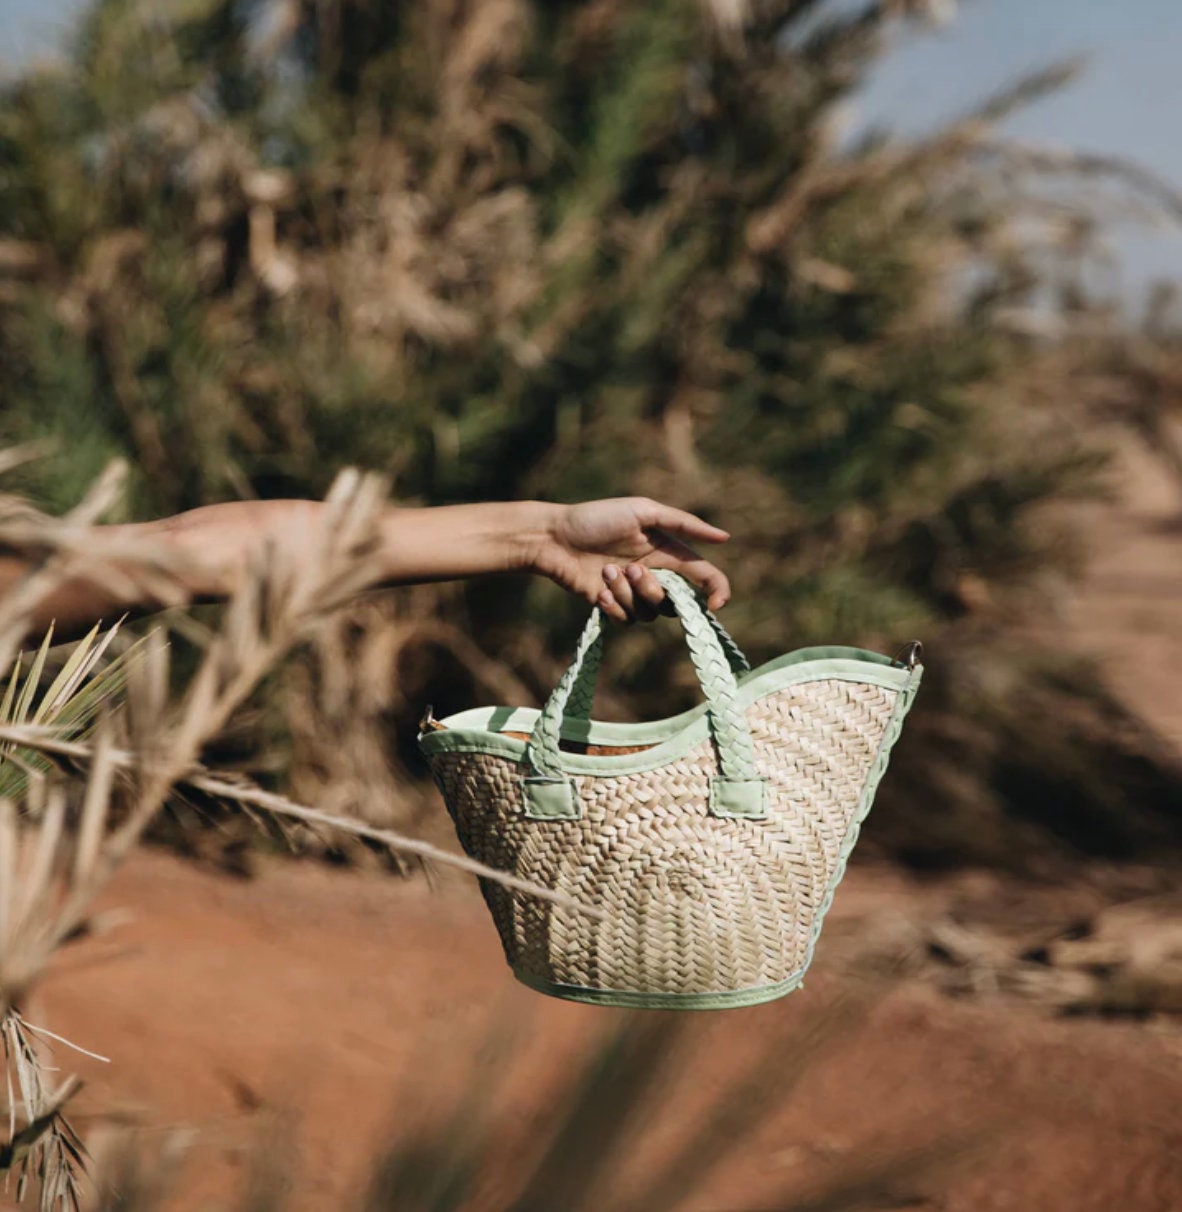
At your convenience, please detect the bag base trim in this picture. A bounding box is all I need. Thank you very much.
[512,967,806,1010]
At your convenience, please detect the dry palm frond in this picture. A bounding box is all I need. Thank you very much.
[0,446,56,480]
[0,1009,86,1212]
[282,583,544,838]
[8,470,397,963]
[0,735,121,1009]
[0,722,604,919]
[982,139,1182,225]
[0,463,188,680]
[0,622,141,799]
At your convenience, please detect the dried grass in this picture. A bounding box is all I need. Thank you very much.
[0,1011,85,1210]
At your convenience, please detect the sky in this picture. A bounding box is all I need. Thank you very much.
[2,0,1181,293]
[853,0,1182,296]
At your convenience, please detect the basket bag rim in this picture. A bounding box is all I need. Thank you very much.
[419,644,916,777]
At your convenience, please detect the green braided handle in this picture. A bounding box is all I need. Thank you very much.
[565,586,749,722]
[526,570,759,784]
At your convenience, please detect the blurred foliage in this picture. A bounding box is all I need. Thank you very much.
[1,0,1180,867]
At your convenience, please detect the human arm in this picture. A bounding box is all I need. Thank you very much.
[0,496,730,639]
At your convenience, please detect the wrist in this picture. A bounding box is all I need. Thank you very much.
[507,500,566,575]
[136,507,246,599]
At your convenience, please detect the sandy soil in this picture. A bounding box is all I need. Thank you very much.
[39,855,1182,1211]
[27,436,1182,1211]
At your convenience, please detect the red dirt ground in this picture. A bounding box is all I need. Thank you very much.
[26,436,1182,1211]
[37,855,1182,1211]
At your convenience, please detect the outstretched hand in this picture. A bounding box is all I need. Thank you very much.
[533,497,731,624]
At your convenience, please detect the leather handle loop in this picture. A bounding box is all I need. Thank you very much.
[565,585,749,723]
[526,571,759,786]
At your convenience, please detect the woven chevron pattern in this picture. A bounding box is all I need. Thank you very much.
[427,675,904,1000]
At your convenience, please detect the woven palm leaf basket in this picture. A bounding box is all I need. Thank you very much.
[419,571,922,1010]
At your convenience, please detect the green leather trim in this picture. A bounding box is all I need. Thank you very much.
[512,967,806,1010]
[708,777,768,819]
[785,661,923,985]
[418,655,914,777]
[522,776,580,820]
[524,773,768,822]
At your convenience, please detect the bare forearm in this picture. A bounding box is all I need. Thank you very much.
[139,498,559,592]
[374,500,560,586]
[0,499,561,640]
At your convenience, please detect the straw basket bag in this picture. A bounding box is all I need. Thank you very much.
[419,571,922,1009]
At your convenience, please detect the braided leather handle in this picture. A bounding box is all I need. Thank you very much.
[565,584,749,722]
[526,570,759,783]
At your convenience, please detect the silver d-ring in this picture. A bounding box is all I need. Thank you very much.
[895,641,923,670]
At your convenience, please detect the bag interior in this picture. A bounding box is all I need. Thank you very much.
[421,718,657,756]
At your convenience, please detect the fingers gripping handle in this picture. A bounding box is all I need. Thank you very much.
[565,584,750,723]
[523,572,765,820]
